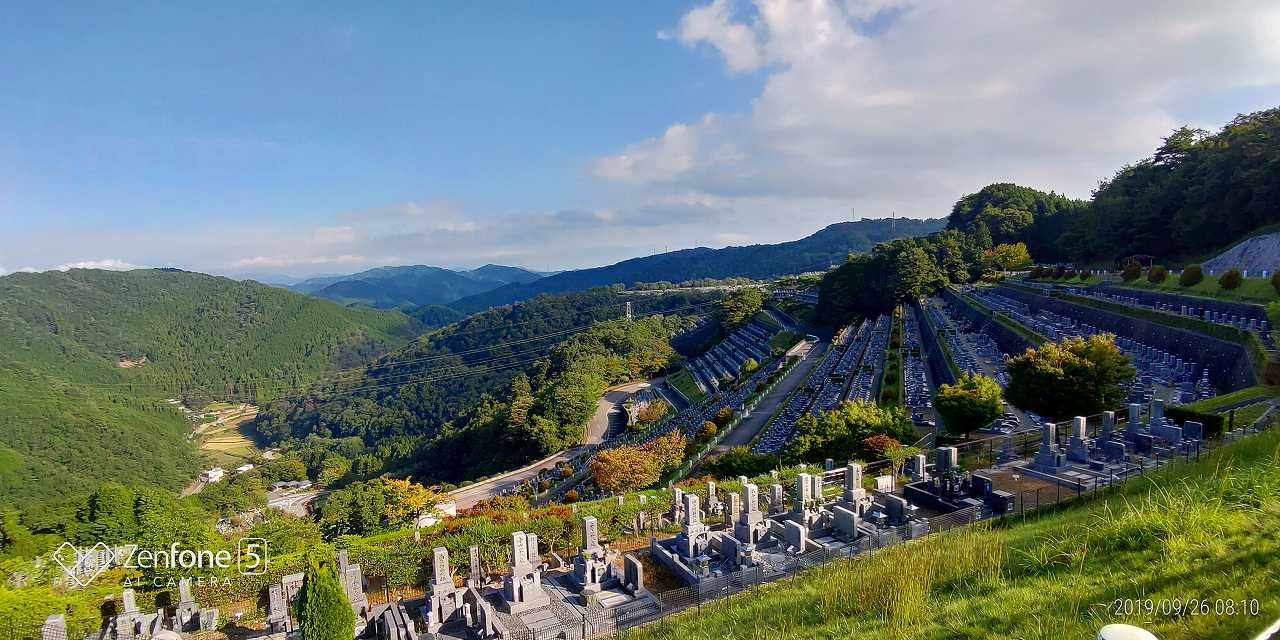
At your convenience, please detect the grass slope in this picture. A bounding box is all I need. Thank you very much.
[627,426,1280,640]
[0,268,421,509]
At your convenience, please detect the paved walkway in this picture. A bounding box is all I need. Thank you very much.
[713,339,824,452]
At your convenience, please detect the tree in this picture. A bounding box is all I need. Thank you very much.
[295,554,356,640]
[635,399,669,425]
[381,478,444,527]
[1272,272,1280,295]
[1180,264,1204,287]
[1147,265,1167,283]
[1219,268,1243,290]
[861,434,901,460]
[987,242,1033,271]
[713,407,734,427]
[702,447,776,478]
[719,288,765,330]
[696,421,717,442]
[1121,261,1141,282]
[1005,335,1136,420]
[591,446,660,494]
[933,373,1003,439]
[742,358,759,376]
[787,401,912,463]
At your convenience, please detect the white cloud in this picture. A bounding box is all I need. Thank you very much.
[602,0,1280,219]
[53,259,141,272]
[232,254,367,269]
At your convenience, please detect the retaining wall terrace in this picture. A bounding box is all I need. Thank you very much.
[996,284,1256,392]
[912,299,957,388]
[939,287,1035,356]
[1087,284,1268,324]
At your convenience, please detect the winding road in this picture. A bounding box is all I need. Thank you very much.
[447,378,659,509]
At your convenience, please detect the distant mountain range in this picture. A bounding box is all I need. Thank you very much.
[450,217,948,312]
[289,264,552,308]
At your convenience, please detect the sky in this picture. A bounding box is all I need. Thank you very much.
[2,1,1279,278]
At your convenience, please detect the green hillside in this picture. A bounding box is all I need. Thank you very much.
[0,268,422,510]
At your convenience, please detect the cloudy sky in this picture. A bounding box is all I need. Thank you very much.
[2,1,1278,278]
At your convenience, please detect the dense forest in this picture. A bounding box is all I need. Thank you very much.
[251,287,720,483]
[0,269,422,511]
[948,107,1280,264]
[450,218,947,311]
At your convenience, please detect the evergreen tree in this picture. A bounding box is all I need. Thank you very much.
[295,554,356,640]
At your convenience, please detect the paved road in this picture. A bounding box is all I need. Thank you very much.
[267,489,326,517]
[449,378,658,509]
[712,339,823,452]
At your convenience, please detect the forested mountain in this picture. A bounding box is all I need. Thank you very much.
[252,287,720,481]
[0,269,422,510]
[948,107,1280,264]
[290,264,548,308]
[450,218,948,312]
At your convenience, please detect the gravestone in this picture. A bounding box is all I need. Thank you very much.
[622,554,648,596]
[1031,421,1065,471]
[706,481,720,513]
[727,492,741,525]
[783,520,807,552]
[1066,416,1092,463]
[884,495,909,525]
[971,474,994,496]
[120,588,138,613]
[426,547,464,632]
[41,615,66,640]
[824,458,835,471]
[1126,404,1142,435]
[571,516,615,600]
[1103,440,1127,463]
[267,583,291,632]
[500,531,550,613]
[1183,420,1204,441]
[467,545,483,588]
[734,483,767,545]
[176,578,199,630]
[1101,411,1115,439]
[911,453,929,482]
[768,484,785,514]
[832,505,860,541]
[935,447,958,473]
[873,475,895,493]
[337,549,370,624]
[676,493,710,560]
[197,609,218,632]
[1150,399,1165,427]
[843,463,867,504]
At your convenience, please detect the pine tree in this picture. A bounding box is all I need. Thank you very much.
[295,554,356,640]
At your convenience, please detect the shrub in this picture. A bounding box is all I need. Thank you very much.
[562,489,579,503]
[1052,266,1066,279]
[295,555,356,640]
[1029,266,1044,278]
[1180,264,1204,287]
[1272,272,1280,295]
[1063,269,1077,280]
[1219,268,1243,290]
[538,479,552,491]
[1148,265,1167,283]
[696,421,718,442]
[1079,269,1092,280]
[703,447,776,478]
[1121,261,1141,282]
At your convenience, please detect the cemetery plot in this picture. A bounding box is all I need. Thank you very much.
[750,315,892,454]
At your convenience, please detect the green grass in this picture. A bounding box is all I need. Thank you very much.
[1182,385,1280,413]
[1100,273,1278,305]
[626,424,1280,640]
[668,367,706,403]
[769,330,804,356]
[1227,402,1270,427]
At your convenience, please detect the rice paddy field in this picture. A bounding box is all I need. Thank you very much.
[625,422,1280,640]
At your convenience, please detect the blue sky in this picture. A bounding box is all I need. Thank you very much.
[2,1,1279,276]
